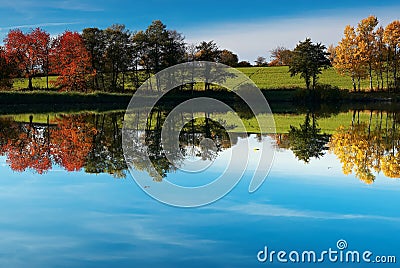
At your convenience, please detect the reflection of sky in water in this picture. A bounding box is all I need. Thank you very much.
[1,132,400,267]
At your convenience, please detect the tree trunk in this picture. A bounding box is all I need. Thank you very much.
[369,63,373,91]
[122,72,125,91]
[394,49,398,91]
[387,51,391,91]
[28,76,33,90]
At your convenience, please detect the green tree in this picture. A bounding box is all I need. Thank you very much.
[82,27,107,90]
[289,38,330,90]
[132,20,186,90]
[104,24,133,91]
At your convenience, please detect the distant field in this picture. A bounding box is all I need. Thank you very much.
[236,66,370,90]
[12,76,58,90]
[11,67,369,91]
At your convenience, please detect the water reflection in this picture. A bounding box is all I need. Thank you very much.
[288,112,330,163]
[123,109,236,181]
[2,110,400,185]
[0,111,235,180]
[0,113,126,177]
[330,111,400,183]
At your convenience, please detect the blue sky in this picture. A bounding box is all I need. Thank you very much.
[0,0,399,61]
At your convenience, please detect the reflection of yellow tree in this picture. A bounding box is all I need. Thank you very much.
[381,154,400,178]
[329,122,384,184]
[330,111,400,183]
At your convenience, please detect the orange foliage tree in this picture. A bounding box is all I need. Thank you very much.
[51,31,94,92]
[3,28,50,90]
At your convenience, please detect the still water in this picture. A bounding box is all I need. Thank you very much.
[0,110,399,267]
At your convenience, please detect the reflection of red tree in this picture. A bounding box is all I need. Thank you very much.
[4,125,52,174]
[50,115,97,171]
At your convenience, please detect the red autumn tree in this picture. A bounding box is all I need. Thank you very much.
[51,31,94,92]
[3,28,50,90]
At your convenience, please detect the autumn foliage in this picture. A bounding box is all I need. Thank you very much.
[329,112,400,183]
[51,31,94,91]
[0,115,97,174]
[4,28,50,90]
[334,16,400,91]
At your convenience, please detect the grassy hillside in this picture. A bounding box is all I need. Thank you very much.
[236,66,369,90]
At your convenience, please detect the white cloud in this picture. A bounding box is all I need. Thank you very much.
[0,22,80,32]
[185,6,400,62]
[213,202,400,221]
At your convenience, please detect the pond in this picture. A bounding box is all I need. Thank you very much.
[0,108,399,267]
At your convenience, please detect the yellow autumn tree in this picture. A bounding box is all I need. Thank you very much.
[383,20,400,90]
[374,26,386,90]
[334,25,366,91]
[356,15,379,91]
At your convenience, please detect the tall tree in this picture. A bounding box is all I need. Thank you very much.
[4,28,50,90]
[195,41,221,91]
[132,20,185,90]
[374,26,387,90]
[356,15,379,91]
[104,24,133,91]
[384,20,400,90]
[82,27,107,90]
[334,25,366,91]
[289,38,330,90]
[51,31,94,92]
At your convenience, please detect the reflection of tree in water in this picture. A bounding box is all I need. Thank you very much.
[51,115,97,172]
[330,111,400,184]
[0,113,127,177]
[179,116,230,161]
[84,113,127,178]
[1,116,52,174]
[287,113,330,163]
[126,109,234,181]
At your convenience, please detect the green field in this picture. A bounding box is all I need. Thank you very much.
[12,76,58,90]
[11,66,368,91]
[236,66,369,90]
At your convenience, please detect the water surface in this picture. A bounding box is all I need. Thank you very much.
[0,110,399,267]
